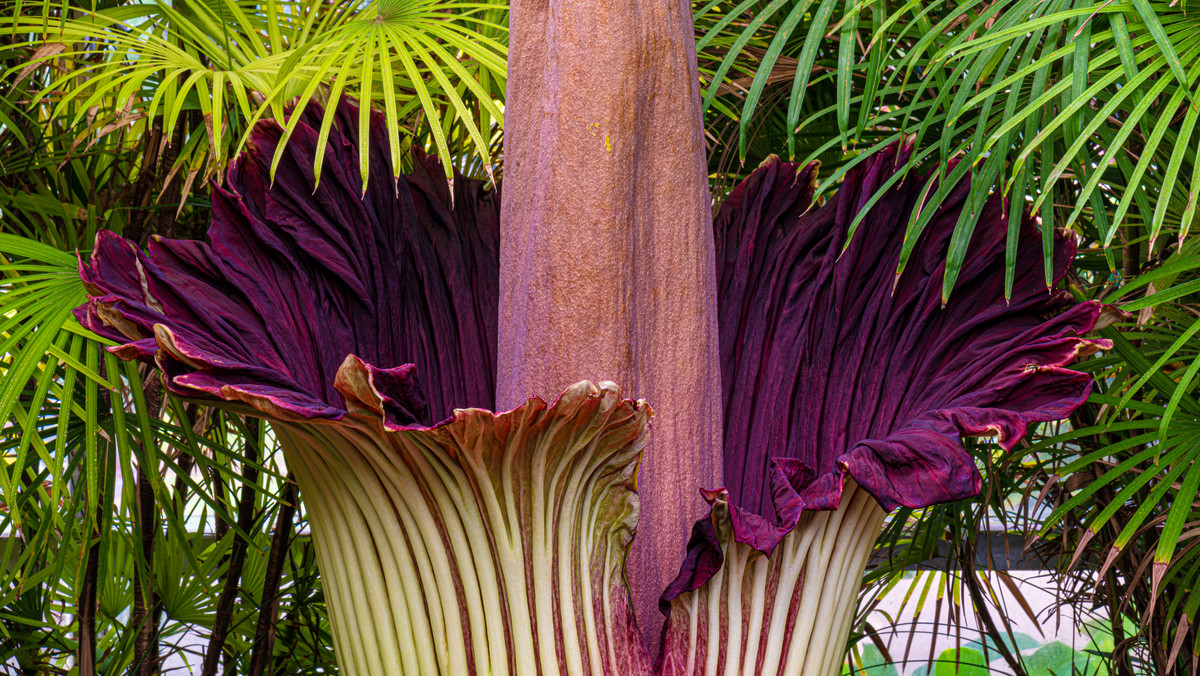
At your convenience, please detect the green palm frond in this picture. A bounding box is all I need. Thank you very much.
[4,0,508,185]
[0,235,102,529]
[0,229,325,669]
[702,0,1199,300]
[1023,261,1200,670]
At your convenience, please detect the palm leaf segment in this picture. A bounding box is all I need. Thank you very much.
[7,0,506,187]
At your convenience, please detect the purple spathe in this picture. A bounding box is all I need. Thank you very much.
[663,145,1109,606]
[76,100,499,429]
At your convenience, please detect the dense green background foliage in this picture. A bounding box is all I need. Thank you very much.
[1,0,1198,673]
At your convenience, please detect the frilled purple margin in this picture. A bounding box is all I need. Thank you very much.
[663,146,1110,607]
[76,99,499,429]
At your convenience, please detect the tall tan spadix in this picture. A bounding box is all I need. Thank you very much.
[497,0,724,650]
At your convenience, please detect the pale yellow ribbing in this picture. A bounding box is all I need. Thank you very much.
[663,481,886,676]
[273,381,651,676]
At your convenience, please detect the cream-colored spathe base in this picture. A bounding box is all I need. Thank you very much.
[659,482,886,676]
[271,379,884,676]
[272,382,653,676]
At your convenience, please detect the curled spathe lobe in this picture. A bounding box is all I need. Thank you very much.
[76,99,500,429]
[664,144,1110,605]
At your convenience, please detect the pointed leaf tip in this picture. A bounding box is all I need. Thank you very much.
[1069,529,1097,573]
[1099,545,1123,581]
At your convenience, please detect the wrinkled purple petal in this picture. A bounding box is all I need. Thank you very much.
[717,146,1104,516]
[76,99,499,427]
[663,145,1109,611]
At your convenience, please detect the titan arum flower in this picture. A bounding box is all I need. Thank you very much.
[77,100,1107,675]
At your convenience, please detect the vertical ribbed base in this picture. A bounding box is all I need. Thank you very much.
[659,483,885,676]
[274,382,654,676]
